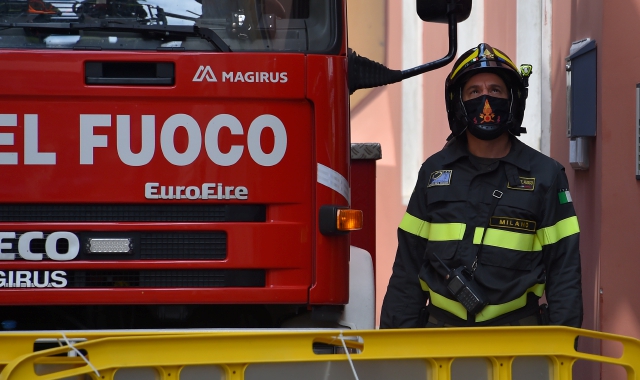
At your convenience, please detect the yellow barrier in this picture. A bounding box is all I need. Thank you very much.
[0,326,638,380]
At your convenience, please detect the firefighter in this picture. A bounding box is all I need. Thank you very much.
[380,43,583,328]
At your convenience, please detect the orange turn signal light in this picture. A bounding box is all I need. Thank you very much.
[336,209,363,231]
[319,205,363,235]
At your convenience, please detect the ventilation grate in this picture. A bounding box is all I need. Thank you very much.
[0,204,266,222]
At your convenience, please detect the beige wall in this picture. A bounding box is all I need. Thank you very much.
[346,0,386,110]
[349,1,449,326]
[350,1,405,324]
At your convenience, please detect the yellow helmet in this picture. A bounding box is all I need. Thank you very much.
[445,43,532,138]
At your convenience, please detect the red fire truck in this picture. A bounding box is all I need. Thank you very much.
[0,0,466,330]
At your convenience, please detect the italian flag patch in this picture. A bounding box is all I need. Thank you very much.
[558,190,572,204]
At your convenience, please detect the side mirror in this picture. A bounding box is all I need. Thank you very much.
[416,0,472,24]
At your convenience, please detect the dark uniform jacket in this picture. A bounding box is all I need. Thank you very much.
[380,137,583,328]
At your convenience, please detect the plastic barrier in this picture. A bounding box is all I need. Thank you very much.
[0,326,639,380]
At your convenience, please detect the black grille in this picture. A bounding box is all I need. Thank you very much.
[0,204,266,222]
[139,232,226,260]
[67,270,265,288]
[10,269,265,289]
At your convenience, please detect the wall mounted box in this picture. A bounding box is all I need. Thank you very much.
[566,39,596,170]
[566,39,597,138]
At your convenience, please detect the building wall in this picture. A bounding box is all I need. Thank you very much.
[560,1,640,378]
[548,2,602,377]
[598,0,640,342]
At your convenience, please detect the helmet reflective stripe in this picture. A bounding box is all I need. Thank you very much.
[449,49,480,80]
[493,49,518,71]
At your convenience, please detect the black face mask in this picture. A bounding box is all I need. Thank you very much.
[462,95,512,140]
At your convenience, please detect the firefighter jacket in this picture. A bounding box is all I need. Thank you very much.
[380,137,583,328]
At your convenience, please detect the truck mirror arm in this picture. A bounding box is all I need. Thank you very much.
[347,9,457,94]
[400,9,457,80]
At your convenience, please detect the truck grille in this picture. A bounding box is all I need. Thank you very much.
[139,232,227,260]
[8,270,265,288]
[0,204,266,222]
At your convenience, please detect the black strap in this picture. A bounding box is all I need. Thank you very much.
[466,165,509,326]
[504,163,521,189]
[471,163,510,274]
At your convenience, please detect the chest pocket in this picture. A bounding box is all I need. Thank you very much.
[474,178,543,270]
[423,185,469,264]
[478,189,543,271]
[425,184,469,206]
[498,189,542,216]
[474,184,542,222]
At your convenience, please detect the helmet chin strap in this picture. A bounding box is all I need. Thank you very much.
[505,87,527,136]
[507,88,515,126]
[455,87,469,136]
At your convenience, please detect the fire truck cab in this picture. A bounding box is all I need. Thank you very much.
[0,0,371,330]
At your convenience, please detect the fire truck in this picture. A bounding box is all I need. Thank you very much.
[0,0,465,331]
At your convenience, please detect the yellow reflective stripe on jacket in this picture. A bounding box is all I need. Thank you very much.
[403,214,578,248]
[473,228,537,252]
[476,283,544,322]
[399,213,466,241]
[420,278,467,320]
[430,223,466,241]
[420,278,545,322]
[536,216,580,246]
[399,213,430,239]
[472,216,580,252]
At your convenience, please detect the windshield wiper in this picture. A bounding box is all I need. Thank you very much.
[0,22,231,52]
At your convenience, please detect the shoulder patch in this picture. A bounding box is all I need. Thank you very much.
[428,170,452,187]
[558,189,572,204]
[507,176,535,191]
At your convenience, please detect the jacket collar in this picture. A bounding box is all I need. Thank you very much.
[441,135,531,171]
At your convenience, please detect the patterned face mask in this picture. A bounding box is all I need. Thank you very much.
[462,95,512,140]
